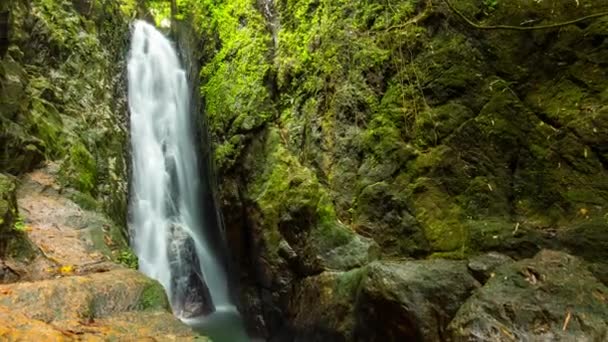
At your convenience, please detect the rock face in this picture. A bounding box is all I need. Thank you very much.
[179,0,608,338]
[449,250,608,341]
[467,252,514,283]
[0,0,130,224]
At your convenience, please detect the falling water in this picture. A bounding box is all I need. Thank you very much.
[127,20,247,341]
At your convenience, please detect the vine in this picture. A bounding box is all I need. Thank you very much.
[442,0,608,31]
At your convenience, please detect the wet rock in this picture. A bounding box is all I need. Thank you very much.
[0,261,18,283]
[467,252,514,283]
[448,250,608,341]
[168,223,213,317]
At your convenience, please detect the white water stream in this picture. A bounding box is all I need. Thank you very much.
[127,20,247,341]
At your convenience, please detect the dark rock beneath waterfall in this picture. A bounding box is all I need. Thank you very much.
[448,250,608,341]
[167,224,213,318]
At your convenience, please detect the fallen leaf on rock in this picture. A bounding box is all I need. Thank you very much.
[59,265,74,275]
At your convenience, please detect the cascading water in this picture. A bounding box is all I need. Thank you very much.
[127,20,248,341]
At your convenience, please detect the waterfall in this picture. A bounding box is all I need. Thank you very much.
[127,20,247,341]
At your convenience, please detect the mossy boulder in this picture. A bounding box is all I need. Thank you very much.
[356,259,480,341]
[449,250,608,341]
[288,268,367,341]
[287,259,480,341]
[245,127,378,275]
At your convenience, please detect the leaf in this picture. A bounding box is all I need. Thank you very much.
[59,265,74,275]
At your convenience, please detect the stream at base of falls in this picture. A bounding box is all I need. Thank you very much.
[127,20,249,342]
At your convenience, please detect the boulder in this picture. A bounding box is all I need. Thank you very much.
[356,259,480,341]
[0,268,207,340]
[288,259,481,341]
[448,250,608,341]
[467,252,514,283]
[168,223,214,317]
[288,269,365,341]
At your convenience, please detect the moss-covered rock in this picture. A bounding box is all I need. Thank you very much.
[288,259,480,341]
[0,173,35,260]
[356,259,480,341]
[288,269,367,341]
[0,0,132,226]
[449,250,608,341]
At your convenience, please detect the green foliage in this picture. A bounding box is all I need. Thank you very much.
[59,142,98,195]
[138,280,170,311]
[13,214,26,232]
[482,0,498,12]
[117,249,139,269]
[200,0,274,140]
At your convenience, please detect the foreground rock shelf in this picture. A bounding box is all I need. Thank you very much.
[0,165,208,341]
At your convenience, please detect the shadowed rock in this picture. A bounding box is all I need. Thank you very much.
[449,250,608,341]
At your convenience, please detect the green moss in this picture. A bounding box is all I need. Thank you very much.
[334,267,367,299]
[247,128,358,260]
[12,214,26,232]
[69,191,99,211]
[60,142,97,195]
[410,177,468,253]
[137,280,170,311]
[527,79,587,125]
[117,249,139,269]
[0,174,17,230]
[428,250,468,260]
[28,98,65,158]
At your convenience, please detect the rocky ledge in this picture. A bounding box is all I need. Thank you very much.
[0,165,208,341]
